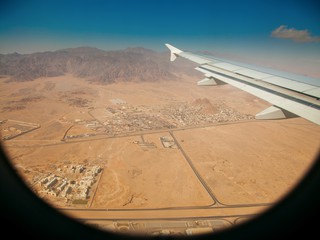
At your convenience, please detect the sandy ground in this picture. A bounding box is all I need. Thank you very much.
[90,135,214,208]
[174,119,319,205]
[1,73,319,234]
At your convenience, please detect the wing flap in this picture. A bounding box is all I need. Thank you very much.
[261,76,320,98]
[233,68,272,79]
[304,88,320,98]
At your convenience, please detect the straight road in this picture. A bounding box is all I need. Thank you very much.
[60,205,268,221]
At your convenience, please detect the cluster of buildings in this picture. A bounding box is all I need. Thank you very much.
[40,174,71,197]
[35,164,102,203]
[99,102,253,137]
[102,105,175,135]
[161,102,253,126]
[65,133,96,140]
[160,136,177,149]
[98,219,229,236]
[60,101,253,141]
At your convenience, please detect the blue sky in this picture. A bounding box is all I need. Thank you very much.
[0,0,320,76]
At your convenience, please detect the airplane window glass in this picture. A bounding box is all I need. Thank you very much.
[0,0,319,237]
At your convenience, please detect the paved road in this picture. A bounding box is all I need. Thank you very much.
[60,205,268,221]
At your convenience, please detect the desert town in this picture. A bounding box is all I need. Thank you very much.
[58,99,254,141]
[2,98,254,142]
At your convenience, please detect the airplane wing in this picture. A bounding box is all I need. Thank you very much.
[165,44,320,125]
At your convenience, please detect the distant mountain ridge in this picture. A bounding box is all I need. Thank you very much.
[0,47,198,83]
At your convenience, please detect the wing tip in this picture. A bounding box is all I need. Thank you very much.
[165,43,183,61]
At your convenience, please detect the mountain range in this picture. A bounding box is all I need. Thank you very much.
[0,47,198,83]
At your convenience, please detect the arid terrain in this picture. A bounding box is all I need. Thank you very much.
[0,47,319,236]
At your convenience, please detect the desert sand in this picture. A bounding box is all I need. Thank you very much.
[1,73,319,235]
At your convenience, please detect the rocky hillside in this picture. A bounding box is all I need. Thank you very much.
[0,47,198,83]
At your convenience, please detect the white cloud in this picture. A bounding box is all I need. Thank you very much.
[271,25,320,43]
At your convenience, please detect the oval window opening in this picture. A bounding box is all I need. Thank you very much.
[0,0,319,238]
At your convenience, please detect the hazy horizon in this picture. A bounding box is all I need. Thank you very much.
[1,43,319,79]
[1,0,320,77]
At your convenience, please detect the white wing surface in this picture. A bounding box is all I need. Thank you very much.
[165,44,320,125]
